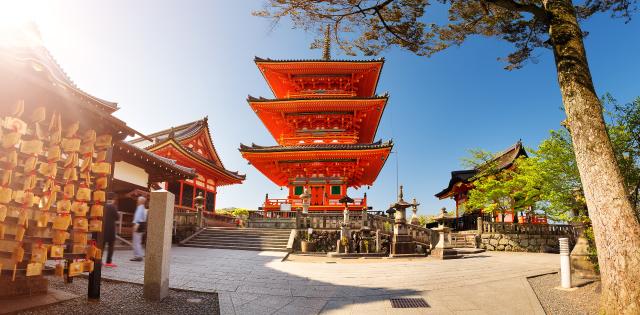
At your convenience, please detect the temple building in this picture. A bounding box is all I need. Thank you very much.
[435,140,547,230]
[240,42,393,212]
[129,118,245,212]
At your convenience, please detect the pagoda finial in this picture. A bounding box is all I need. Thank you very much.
[322,24,331,61]
[399,185,404,200]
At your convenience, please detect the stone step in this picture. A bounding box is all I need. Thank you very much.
[194,234,290,240]
[181,243,289,252]
[198,231,291,237]
[189,240,288,247]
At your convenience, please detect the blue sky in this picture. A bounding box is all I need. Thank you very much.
[18,0,640,215]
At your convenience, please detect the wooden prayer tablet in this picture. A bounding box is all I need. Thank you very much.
[23,155,38,173]
[0,187,11,203]
[91,162,111,175]
[76,187,91,202]
[52,230,70,244]
[38,162,57,177]
[22,174,37,191]
[72,244,86,255]
[1,131,20,149]
[64,121,80,138]
[11,245,24,262]
[63,152,78,168]
[26,262,43,276]
[90,204,103,217]
[36,211,49,228]
[35,122,47,140]
[19,139,43,155]
[80,157,92,173]
[0,223,5,239]
[89,219,102,232]
[13,190,35,207]
[95,177,108,190]
[71,202,89,216]
[86,245,101,260]
[15,226,26,242]
[73,231,88,244]
[82,129,96,144]
[47,145,61,161]
[53,214,71,230]
[56,200,71,213]
[73,217,88,232]
[63,183,75,198]
[83,260,94,273]
[95,134,112,148]
[63,167,77,181]
[1,171,12,188]
[17,209,29,226]
[69,261,83,277]
[1,150,18,169]
[54,263,64,277]
[30,106,46,124]
[0,205,6,221]
[61,138,81,153]
[50,245,64,258]
[93,190,105,203]
[10,100,24,117]
[31,246,47,264]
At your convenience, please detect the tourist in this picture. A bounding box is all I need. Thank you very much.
[103,192,119,267]
[131,196,147,262]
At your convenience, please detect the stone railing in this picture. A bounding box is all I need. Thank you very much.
[481,221,573,235]
[405,223,433,245]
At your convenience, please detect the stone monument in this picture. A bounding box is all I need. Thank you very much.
[143,190,175,301]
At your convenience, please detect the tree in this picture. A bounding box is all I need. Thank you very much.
[255,1,640,311]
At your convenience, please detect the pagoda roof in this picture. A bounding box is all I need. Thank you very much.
[239,140,393,153]
[247,95,388,145]
[239,140,392,187]
[254,57,384,99]
[114,141,196,182]
[435,141,527,199]
[254,57,385,63]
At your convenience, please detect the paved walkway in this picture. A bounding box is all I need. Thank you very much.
[102,247,558,314]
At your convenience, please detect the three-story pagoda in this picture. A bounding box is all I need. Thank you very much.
[240,39,393,212]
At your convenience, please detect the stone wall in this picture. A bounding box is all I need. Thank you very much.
[479,233,565,253]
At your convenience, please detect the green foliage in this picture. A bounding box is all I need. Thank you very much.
[584,226,600,273]
[217,207,250,218]
[417,215,435,226]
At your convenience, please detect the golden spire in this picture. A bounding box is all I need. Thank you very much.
[322,24,331,60]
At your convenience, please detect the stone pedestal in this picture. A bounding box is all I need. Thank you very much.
[431,226,462,259]
[390,208,415,256]
[144,190,175,301]
[0,275,48,298]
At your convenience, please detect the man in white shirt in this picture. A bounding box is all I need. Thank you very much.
[131,196,147,261]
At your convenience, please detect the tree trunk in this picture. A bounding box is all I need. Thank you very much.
[543,1,640,313]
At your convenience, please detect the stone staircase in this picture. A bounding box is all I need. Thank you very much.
[450,232,478,248]
[180,227,291,252]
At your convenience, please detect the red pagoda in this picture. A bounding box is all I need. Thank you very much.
[240,42,393,212]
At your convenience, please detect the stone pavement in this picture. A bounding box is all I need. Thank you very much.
[101,247,558,314]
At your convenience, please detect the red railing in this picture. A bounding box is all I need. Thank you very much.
[263,197,367,209]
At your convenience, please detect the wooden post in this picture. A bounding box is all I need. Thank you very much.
[88,146,112,299]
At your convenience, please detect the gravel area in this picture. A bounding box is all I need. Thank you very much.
[528,272,600,315]
[19,276,219,315]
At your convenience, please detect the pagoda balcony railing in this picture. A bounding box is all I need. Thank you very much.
[288,91,357,99]
[280,132,359,146]
[263,197,366,209]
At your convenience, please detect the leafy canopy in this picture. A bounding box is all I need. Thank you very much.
[255,0,636,69]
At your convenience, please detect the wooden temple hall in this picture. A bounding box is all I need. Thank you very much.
[435,140,547,231]
[240,37,393,212]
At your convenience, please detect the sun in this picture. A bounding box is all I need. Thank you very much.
[0,0,45,46]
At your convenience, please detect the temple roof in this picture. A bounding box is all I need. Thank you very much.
[254,57,385,63]
[435,140,527,199]
[239,140,393,153]
[1,25,119,114]
[129,117,245,185]
[114,141,196,182]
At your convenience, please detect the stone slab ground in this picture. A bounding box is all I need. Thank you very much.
[100,247,559,314]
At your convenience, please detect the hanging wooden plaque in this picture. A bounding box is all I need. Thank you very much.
[53,214,71,230]
[26,262,43,276]
[89,219,102,232]
[90,204,103,217]
[69,261,83,277]
[50,245,64,258]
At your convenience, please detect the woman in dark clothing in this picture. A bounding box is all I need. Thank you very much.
[103,192,120,267]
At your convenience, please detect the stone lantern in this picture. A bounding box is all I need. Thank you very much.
[431,207,462,259]
[336,195,354,253]
[300,187,311,214]
[410,198,420,225]
[194,192,205,228]
[389,186,414,256]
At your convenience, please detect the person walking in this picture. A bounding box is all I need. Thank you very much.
[131,196,147,262]
[103,192,119,267]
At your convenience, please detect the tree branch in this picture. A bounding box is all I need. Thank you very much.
[483,0,549,24]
